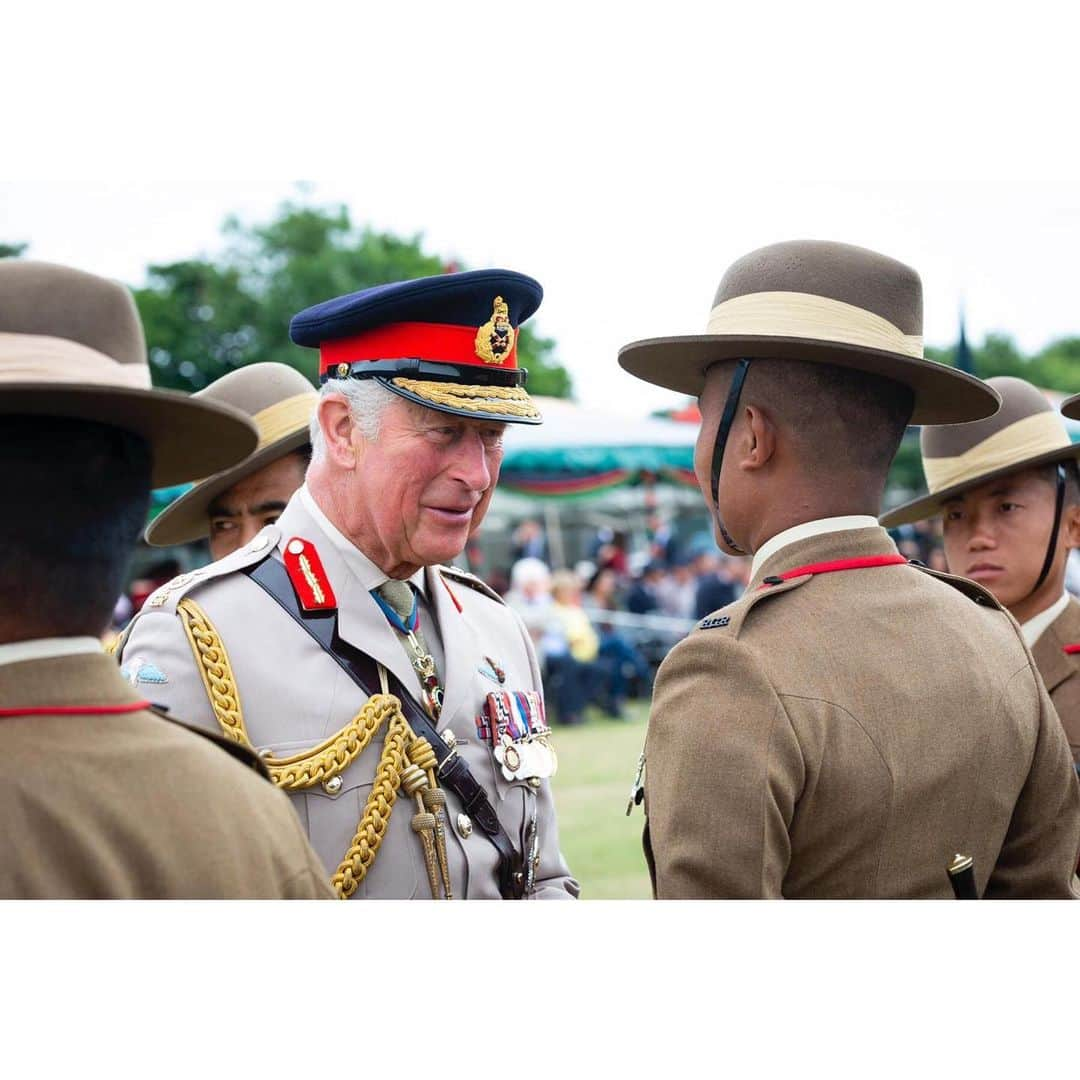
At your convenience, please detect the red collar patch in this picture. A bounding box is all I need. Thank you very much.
[283,536,337,611]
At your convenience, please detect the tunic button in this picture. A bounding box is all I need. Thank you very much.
[528,777,541,789]
[323,775,343,795]
[456,813,473,838]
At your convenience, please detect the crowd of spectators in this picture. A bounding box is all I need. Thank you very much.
[502,517,754,724]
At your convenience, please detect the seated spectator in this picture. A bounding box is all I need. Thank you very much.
[656,557,696,619]
[584,569,653,713]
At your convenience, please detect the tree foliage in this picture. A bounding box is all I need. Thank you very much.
[133,201,572,397]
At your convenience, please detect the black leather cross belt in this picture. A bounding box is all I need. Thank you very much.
[244,555,525,899]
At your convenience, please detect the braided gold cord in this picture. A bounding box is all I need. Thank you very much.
[177,595,449,899]
[331,713,409,899]
[178,598,250,744]
[391,377,540,419]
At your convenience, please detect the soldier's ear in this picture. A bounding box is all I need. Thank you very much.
[1061,501,1080,551]
[738,404,776,473]
[317,394,358,469]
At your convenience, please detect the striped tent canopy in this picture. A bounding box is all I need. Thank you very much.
[499,397,699,498]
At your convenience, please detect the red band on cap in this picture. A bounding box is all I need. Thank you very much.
[758,554,908,588]
[320,321,518,377]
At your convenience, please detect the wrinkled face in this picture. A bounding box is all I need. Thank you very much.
[940,467,1063,608]
[347,397,506,572]
[207,451,308,560]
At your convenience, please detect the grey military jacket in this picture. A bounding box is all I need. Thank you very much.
[120,493,579,900]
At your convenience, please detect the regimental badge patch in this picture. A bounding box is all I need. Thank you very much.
[473,295,516,365]
[121,655,168,687]
[699,615,730,629]
[283,536,337,611]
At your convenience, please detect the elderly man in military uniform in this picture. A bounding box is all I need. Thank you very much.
[0,259,332,899]
[881,377,1080,765]
[119,269,579,900]
[146,362,318,560]
[622,240,1080,899]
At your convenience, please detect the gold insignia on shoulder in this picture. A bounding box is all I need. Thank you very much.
[474,295,515,365]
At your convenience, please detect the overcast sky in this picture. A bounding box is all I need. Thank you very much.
[5,4,1080,420]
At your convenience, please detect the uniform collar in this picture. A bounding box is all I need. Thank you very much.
[750,515,880,579]
[0,650,144,709]
[1020,592,1070,648]
[297,484,425,595]
[0,637,102,670]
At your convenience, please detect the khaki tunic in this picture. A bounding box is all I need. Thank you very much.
[644,527,1080,899]
[1030,596,1080,764]
[0,652,332,899]
[120,493,578,900]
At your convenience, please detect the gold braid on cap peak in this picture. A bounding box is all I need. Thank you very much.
[391,377,540,419]
[176,597,449,899]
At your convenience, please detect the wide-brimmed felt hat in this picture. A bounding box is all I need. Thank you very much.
[880,376,1080,527]
[1061,393,1080,421]
[145,362,317,546]
[0,260,258,486]
[289,268,544,425]
[618,239,1000,426]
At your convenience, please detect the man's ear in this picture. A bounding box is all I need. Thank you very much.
[1061,501,1080,551]
[316,394,357,469]
[737,404,776,472]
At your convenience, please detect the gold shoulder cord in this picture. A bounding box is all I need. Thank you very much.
[177,597,452,900]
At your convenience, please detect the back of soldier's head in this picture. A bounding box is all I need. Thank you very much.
[741,358,915,489]
[0,417,152,638]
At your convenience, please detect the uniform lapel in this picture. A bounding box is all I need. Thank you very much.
[426,566,476,733]
[270,495,421,698]
[1031,597,1080,695]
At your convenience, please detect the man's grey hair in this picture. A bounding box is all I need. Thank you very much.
[309,378,397,462]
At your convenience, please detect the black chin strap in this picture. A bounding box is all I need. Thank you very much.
[710,359,752,555]
[1027,464,1067,599]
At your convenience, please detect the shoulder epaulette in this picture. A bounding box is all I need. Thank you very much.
[139,526,282,616]
[147,705,272,781]
[696,574,810,638]
[911,564,1002,609]
[438,564,506,605]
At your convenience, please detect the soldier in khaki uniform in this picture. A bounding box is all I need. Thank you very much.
[0,260,332,899]
[881,377,1080,764]
[146,363,317,560]
[119,269,579,900]
[620,240,1080,899]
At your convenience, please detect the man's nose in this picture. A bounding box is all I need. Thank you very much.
[449,433,494,490]
[967,510,996,550]
[237,516,264,548]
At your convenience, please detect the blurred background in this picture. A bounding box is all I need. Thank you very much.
[5,182,1080,897]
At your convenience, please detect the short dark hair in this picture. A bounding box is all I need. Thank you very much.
[0,417,152,637]
[747,359,915,480]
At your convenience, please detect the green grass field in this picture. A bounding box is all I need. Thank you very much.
[549,702,653,899]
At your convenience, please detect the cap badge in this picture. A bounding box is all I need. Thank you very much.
[474,295,515,364]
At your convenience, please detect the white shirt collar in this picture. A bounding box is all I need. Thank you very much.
[750,515,881,578]
[1021,592,1070,648]
[0,636,102,669]
[298,484,426,595]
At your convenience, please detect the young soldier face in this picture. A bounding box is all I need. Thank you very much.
[207,451,308,561]
[940,466,1077,613]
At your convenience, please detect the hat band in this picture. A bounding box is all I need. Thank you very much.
[923,411,1073,494]
[251,391,317,450]
[320,321,518,377]
[390,378,540,420]
[0,332,151,389]
[705,291,923,359]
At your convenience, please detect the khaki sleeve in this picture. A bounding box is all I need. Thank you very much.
[985,664,1080,899]
[644,631,804,899]
[119,608,219,735]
